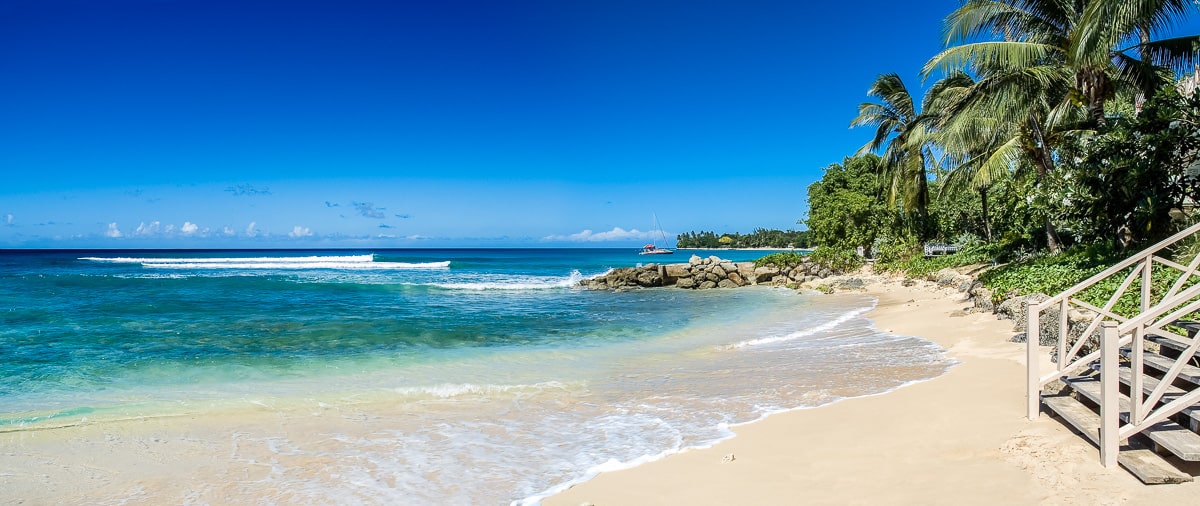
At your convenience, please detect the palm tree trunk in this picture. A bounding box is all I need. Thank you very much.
[980,186,992,243]
[1027,116,1064,253]
[916,152,931,242]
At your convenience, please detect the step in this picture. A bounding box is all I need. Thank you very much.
[1120,347,1200,385]
[1147,332,1200,361]
[1043,394,1193,483]
[1104,365,1200,431]
[1066,376,1200,460]
[1170,319,1200,337]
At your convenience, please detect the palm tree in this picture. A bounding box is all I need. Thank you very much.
[922,71,1010,243]
[850,73,935,241]
[1073,0,1200,123]
[930,0,1198,126]
[925,0,1200,252]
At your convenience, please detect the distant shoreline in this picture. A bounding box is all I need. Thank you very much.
[675,247,812,252]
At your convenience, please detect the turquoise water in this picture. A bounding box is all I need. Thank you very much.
[0,249,950,504]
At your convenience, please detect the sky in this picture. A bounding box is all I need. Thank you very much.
[2,1,1197,248]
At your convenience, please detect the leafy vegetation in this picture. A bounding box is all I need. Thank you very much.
[675,229,809,249]
[753,251,807,269]
[808,246,864,273]
[800,0,1200,287]
[875,244,998,279]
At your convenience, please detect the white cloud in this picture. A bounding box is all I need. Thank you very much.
[164,224,176,234]
[135,221,162,236]
[543,227,656,242]
[223,226,235,236]
[4,214,12,225]
[181,221,199,235]
[105,222,122,238]
[246,222,258,237]
[288,225,313,237]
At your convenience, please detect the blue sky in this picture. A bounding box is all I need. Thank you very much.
[3,1,1196,248]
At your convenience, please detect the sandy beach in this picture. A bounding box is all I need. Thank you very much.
[548,276,1200,505]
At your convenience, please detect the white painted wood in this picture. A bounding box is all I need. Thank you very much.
[1132,325,1144,425]
[1028,301,1041,421]
[1101,321,1119,469]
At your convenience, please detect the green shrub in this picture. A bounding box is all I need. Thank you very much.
[978,244,1122,305]
[754,251,807,269]
[808,246,863,273]
[876,243,997,278]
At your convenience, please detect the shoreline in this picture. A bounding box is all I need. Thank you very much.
[675,247,809,251]
[547,275,1200,505]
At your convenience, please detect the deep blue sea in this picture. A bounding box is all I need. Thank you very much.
[0,249,950,504]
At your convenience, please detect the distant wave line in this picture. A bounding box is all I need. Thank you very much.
[419,269,608,290]
[80,255,375,264]
[141,261,450,270]
[80,255,451,270]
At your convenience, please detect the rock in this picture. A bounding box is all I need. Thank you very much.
[818,268,832,278]
[902,279,917,287]
[736,262,756,282]
[664,264,690,284]
[727,272,745,286]
[803,275,819,283]
[996,293,1050,323]
[719,262,737,274]
[717,279,739,288]
[635,270,662,287]
[689,255,703,266]
[676,276,696,289]
[835,278,866,290]
[753,265,780,283]
[698,280,718,289]
[972,287,994,312]
[711,265,727,278]
[707,255,722,265]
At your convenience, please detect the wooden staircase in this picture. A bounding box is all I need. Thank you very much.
[1028,222,1200,483]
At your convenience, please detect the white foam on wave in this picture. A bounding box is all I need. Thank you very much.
[80,255,450,270]
[728,302,877,349]
[81,255,375,264]
[392,381,573,399]
[425,269,608,291]
[142,261,449,270]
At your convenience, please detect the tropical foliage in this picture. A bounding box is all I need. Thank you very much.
[805,0,1200,279]
[675,228,810,249]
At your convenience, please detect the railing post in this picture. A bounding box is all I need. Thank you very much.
[1142,257,1152,312]
[1101,320,1120,468]
[1027,301,1041,420]
[1134,257,1150,425]
[1058,298,1068,366]
[1131,324,1144,425]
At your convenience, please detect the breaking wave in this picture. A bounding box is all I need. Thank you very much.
[79,255,450,270]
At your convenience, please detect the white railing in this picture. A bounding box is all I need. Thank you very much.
[1026,221,1200,467]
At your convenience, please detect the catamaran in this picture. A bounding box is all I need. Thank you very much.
[638,213,675,255]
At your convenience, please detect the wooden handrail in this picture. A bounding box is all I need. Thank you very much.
[1033,221,1200,310]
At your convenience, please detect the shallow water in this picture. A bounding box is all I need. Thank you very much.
[0,249,951,504]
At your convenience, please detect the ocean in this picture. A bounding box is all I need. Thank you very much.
[0,249,951,504]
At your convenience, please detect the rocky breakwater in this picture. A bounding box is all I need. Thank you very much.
[581,255,752,290]
[580,254,837,290]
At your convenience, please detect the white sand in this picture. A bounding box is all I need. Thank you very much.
[547,278,1200,505]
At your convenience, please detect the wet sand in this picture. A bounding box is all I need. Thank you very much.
[547,277,1200,505]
